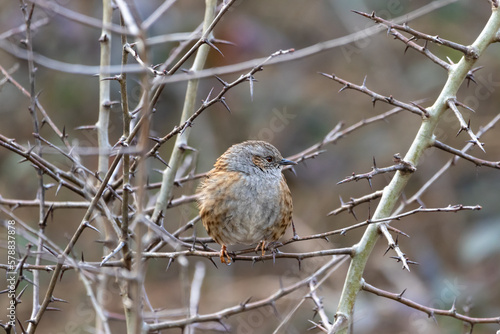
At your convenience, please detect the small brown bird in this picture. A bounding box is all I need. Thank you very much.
[198,140,296,264]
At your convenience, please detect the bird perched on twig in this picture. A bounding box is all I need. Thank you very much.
[198,140,296,264]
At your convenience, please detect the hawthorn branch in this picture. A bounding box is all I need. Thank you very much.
[142,248,354,263]
[378,225,413,271]
[0,197,89,210]
[160,0,238,77]
[387,28,450,70]
[446,98,485,151]
[319,73,428,117]
[362,281,500,325]
[0,134,86,196]
[337,154,416,187]
[328,191,384,216]
[0,65,70,148]
[308,280,333,332]
[178,205,481,250]
[150,0,220,228]
[353,10,470,55]
[352,11,482,84]
[433,140,499,168]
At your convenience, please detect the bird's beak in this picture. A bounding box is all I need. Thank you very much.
[279,158,297,166]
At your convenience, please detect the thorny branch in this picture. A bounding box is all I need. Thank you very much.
[337,154,416,187]
[351,10,483,85]
[328,191,383,217]
[319,73,428,117]
[362,281,500,325]
[446,98,485,151]
[433,139,500,168]
[3,205,480,274]
[353,10,471,54]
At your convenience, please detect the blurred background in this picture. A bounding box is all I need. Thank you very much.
[0,0,499,333]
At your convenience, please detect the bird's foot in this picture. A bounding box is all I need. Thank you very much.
[220,245,232,264]
[256,240,283,257]
[255,241,266,256]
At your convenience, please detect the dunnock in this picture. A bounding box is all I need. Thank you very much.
[198,140,296,264]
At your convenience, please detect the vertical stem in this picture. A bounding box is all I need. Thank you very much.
[113,2,151,331]
[98,0,113,176]
[119,14,132,271]
[185,262,206,334]
[18,3,46,332]
[118,12,135,333]
[128,68,150,334]
[332,6,500,334]
[96,1,113,332]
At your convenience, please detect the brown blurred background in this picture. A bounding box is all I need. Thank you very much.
[1,0,499,333]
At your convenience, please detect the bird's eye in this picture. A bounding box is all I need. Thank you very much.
[265,156,273,162]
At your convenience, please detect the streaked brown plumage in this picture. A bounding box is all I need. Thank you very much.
[197,140,295,264]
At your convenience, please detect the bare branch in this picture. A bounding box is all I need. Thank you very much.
[362,281,500,325]
[308,280,333,332]
[287,100,428,164]
[320,73,428,117]
[328,191,384,216]
[337,154,416,186]
[142,248,354,263]
[446,98,485,152]
[353,10,470,55]
[386,28,450,70]
[378,224,413,271]
[0,197,89,210]
[433,140,499,168]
